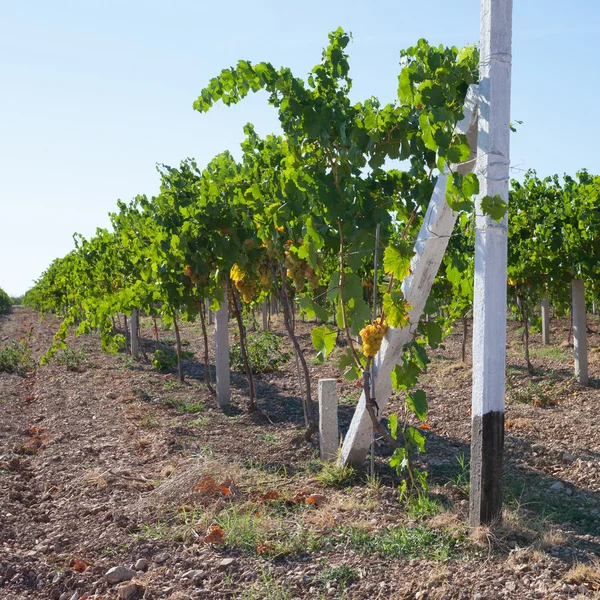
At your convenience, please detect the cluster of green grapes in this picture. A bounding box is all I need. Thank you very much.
[230,264,258,303]
[284,252,306,290]
[306,265,320,291]
[257,261,272,291]
[360,320,389,357]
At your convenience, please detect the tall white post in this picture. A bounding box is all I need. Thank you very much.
[572,279,588,385]
[261,301,268,331]
[215,291,230,407]
[130,309,140,357]
[541,291,550,345]
[469,0,513,528]
[318,379,339,462]
[339,86,479,467]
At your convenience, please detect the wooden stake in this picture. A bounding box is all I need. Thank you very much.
[541,291,550,345]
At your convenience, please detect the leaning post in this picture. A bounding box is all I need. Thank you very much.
[469,0,513,528]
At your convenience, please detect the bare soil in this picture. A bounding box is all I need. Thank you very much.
[1,306,600,600]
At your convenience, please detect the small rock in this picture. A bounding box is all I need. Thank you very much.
[562,453,575,463]
[105,566,136,585]
[106,392,118,400]
[218,558,236,569]
[117,582,142,599]
[134,558,148,571]
[549,481,564,491]
[182,570,201,580]
[59,594,68,600]
[154,552,169,564]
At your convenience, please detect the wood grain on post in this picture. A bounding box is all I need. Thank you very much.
[469,0,513,528]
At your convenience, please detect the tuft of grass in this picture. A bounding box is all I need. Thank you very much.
[507,382,556,408]
[529,346,568,360]
[259,433,279,444]
[318,565,359,587]
[239,568,293,600]
[0,338,35,376]
[316,462,357,488]
[563,561,600,586]
[339,523,464,560]
[162,398,205,413]
[405,493,443,520]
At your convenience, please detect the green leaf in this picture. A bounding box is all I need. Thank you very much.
[389,413,398,440]
[405,426,426,453]
[420,321,443,349]
[481,194,508,221]
[338,350,360,381]
[312,325,337,363]
[298,296,329,323]
[390,447,409,472]
[382,290,410,328]
[407,389,427,421]
[383,245,412,281]
[391,361,421,391]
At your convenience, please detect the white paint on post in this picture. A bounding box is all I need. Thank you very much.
[262,300,268,331]
[469,0,513,527]
[130,309,140,357]
[215,291,231,407]
[541,291,550,345]
[572,279,589,385]
[340,86,480,467]
[318,379,339,462]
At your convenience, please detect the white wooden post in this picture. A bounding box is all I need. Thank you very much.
[261,300,268,331]
[318,379,339,462]
[215,291,230,407]
[130,309,140,357]
[572,279,588,385]
[339,86,479,467]
[469,0,513,528]
[541,291,550,345]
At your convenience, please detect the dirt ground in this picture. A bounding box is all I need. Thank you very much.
[1,305,600,600]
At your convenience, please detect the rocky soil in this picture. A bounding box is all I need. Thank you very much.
[1,306,600,600]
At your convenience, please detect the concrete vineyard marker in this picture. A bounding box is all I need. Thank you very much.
[130,309,140,357]
[541,291,550,345]
[318,379,339,462]
[262,301,268,331]
[215,291,231,407]
[339,85,479,467]
[572,279,588,385]
[469,0,513,527]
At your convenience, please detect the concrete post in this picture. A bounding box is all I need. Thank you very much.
[541,291,550,345]
[215,291,230,407]
[261,301,268,331]
[469,0,513,528]
[130,309,140,357]
[339,85,479,468]
[206,298,213,326]
[572,279,588,385]
[318,379,339,462]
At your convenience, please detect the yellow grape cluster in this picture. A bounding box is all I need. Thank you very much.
[306,265,320,291]
[360,320,389,357]
[257,261,272,291]
[230,264,258,303]
[284,252,306,290]
[184,264,199,285]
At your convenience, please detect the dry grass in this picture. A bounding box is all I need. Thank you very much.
[563,560,600,585]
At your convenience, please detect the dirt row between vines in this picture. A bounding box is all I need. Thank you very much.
[1,306,600,600]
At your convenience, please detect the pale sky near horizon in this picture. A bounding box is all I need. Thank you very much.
[1,1,599,296]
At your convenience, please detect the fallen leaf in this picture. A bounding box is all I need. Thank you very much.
[202,525,224,544]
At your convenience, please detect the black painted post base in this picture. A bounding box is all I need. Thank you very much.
[469,410,504,527]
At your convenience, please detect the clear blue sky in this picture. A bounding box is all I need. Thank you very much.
[1,0,598,296]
